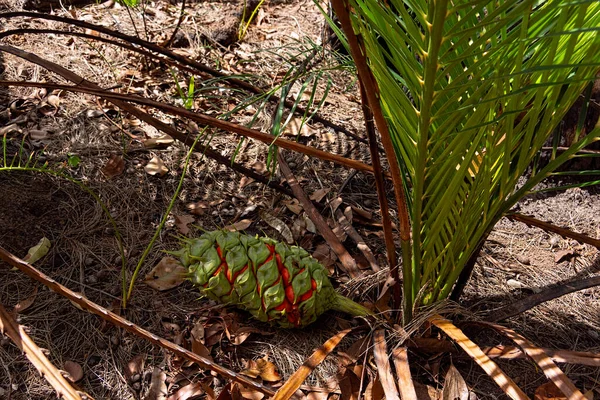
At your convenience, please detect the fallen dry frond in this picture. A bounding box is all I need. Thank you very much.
[428,314,530,400]
[273,328,353,400]
[482,322,585,400]
[482,345,600,367]
[391,347,417,400]
[372,329,400,400]
[0,246,276,397]
[0,302,86,400]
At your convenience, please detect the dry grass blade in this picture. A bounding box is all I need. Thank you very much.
[278,154,361,278]
[0,246,276,397]
[428,315,529,400]
[0,302,85,400]
[482,323,585,400]
[273,329,352,400]
[373,329,400,400]
[483,345,600,367]
[392,347,417,400]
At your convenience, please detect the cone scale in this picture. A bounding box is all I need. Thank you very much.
[176,231,372,328]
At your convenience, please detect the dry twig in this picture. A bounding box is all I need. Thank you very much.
[0,302,86,400]
[0,246,276,397]
[278,153,361,278]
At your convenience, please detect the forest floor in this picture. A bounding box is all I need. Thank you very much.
[0,0,599,399]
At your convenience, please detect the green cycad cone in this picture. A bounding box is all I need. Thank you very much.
[177,230,372,328]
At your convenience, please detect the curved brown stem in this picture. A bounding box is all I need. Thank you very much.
[0,12,369,145]
[0,247,276,396]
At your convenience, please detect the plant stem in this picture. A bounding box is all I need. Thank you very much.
[125,130,205,306]
[331,293,374,317]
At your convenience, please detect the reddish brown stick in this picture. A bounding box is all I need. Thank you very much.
[278,153,361,278]
[507,213,600,248]
[330,0,412,322]
[0,75,373,174]
[0,12,369,145]
[359,82,397,293]
[492,275,600,322]
[0,247,276,396]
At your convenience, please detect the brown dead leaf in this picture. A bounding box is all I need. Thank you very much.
[284,199,303,215]
[240,176,255,189]
[63,360,83,383]
[350,206,373,221]
[554,249,576,263]
[144,257,187,291]
[306,391,330,400]
[125,354,145,381]
[282,117,316,138]
[260,210,293,244]
[414,382,441,400]
[143,134,174,149]
[225,219,253,232]
[312,244,337,268]
[102,155,125,178]
[46,94,60,108]
[392,347,417,400]
[240,360,261,379]
[339,368,361,400]
[309,188,330,203]
[14,286,38,314]
[168,382,203,400]
[442,364,469,400]
[191,340,213,363]
[373,330,400,400]
[230,326,269,346]
[238,383,265,400]
[175,214,195,235]
[145,156,168,176]
[187,201,209,216]
[147,368,168,400]
[256,357,281,382]
[535,381,566,400]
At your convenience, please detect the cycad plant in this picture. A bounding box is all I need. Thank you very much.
[330,0,600,322]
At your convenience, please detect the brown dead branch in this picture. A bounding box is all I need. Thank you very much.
[491,274,600,322]
[0,302,87,400]
[507,213,600,249]
[0,12,369,145]
[278,153,362,278]
[359,81,396,286]
[0,76,373,174]
[0,246,276,397]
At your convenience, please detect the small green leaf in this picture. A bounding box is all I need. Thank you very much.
[67,154,81,168]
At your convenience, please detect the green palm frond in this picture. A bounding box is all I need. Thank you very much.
[345,0,600,314]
